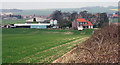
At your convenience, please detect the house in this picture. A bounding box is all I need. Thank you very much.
[72,18,93,30]
[50,19,58,28]
[50,20,57,26]
[3,12,14,15]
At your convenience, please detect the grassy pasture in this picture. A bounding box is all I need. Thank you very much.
[2,28,93,63]
[109,9,118,11]
[1,19,27,25]
[110,18,120,23]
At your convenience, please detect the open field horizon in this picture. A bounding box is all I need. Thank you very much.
[1,6,117,15]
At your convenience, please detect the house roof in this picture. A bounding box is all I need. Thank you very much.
[113,14,118,17]
[77,18,88,22]
[87,21,93,26]
[77,18,93,26]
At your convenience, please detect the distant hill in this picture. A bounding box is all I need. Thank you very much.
[78,6,117,13]
[1,6,117,15]
[0,9,23,12]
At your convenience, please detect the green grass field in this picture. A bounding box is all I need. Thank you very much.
[110,18,120,23]
[2,28,93,63]
[1,19,27,25]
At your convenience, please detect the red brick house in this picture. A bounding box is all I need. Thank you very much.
[72,18,93,30]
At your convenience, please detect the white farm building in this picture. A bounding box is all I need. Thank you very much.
[11,17,58,29]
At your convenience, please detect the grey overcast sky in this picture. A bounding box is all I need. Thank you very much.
[1,0,120,2]
[1,0,119,9]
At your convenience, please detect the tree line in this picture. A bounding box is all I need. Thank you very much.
[51,10,109,28]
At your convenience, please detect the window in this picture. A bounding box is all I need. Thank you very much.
[80,22,82,24]
[79,22,82,25]
[85,22,88,24]
[84,22,85,24]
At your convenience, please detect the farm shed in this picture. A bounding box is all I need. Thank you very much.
[30,25,47,29]
[26,17,48,23]
[14,23,50,29]
[11,18,58,29]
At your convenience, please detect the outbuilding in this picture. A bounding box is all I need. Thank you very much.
[14,23,50,29]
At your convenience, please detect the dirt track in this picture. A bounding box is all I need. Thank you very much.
[52,37,89,63]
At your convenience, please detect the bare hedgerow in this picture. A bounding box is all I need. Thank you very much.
[54,24,119,63]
